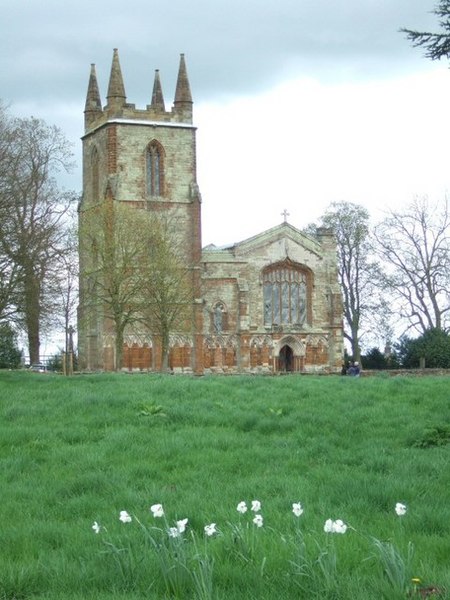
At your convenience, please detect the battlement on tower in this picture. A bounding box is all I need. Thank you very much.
[84,49,193,133]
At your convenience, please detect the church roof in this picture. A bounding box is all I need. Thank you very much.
[236,221,318,247]
[202,221,321,260]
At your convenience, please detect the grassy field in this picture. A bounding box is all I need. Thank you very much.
[1,371,449,599]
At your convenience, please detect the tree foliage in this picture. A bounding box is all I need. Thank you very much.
[395,328,450,368]
[0,103,77,363]
[140,216,193,371]
[80,201,152,370]
[360,347,400,370]
[80,201,192,370]
[48,228,79,354]
[373,197,450,335]
[0,102,21,322]
[0,322,22,369]
[401,1,450,61]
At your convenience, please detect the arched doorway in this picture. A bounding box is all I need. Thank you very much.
[279,345,294,372]
[274,336,305,372]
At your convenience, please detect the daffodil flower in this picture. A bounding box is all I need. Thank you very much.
[253,514,264,527]
[150,503,164,518]
[324,518,347,533]
[237,501,248,514]
[395,502,407,516]
[119,510,132,523]
[92,521,101,534]
[251,500,261,512]
[333,519,347,534]
[204,523,217,537]
[324,518,334,533]
[292,502,304,517]
[176,518,188,533]
[168,527,180,538]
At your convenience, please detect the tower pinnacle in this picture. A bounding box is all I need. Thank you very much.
[151,69,165,111]
[106,48,126,113]
[84,64,102,129]
[173,54,192,121]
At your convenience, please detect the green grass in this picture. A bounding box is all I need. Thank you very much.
[1,371,449,599]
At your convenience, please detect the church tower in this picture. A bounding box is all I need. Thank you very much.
[78,50,343,375]
[78,50,203,371]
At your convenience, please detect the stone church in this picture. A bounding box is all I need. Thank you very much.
[78,49,344,374]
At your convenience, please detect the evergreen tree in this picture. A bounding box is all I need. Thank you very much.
[395,328,450,368]
[0,323,22,368]
[401,1,450,61]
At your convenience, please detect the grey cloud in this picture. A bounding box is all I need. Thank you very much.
[1,0,441,110]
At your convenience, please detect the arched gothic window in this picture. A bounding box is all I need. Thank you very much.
[263,262,309,327]
[146,141,164,197]
[213,302,225,333]
[91,146,99,201]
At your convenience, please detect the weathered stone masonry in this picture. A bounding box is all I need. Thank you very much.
[78,50,344,373]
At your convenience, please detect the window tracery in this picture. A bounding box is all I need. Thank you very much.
[263,263,308,327]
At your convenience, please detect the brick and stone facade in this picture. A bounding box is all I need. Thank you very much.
[78,50,344,373]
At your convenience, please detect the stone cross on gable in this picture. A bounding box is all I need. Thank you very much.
[281,209,290,223]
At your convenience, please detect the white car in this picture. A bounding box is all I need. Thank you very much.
[29,363,48,372]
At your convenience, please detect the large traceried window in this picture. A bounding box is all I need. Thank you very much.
[263,262,308,327]
[146,141,164,197]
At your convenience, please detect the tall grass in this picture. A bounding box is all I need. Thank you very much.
[0,371,449,599]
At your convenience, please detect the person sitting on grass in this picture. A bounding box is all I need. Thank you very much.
[347,361,361,377]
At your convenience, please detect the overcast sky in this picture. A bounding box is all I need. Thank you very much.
[2,0,449,246]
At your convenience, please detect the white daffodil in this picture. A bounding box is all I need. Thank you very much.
[176,518,188,533]
[150,503,164,518]
[237,501,248,514]
[119,510,132,523]
[333,519,347,534]
[168,527,180,538]
[324,518,334,533]
[395,502,407,516]
[292,502,304,517]
[253,514,264,528]
[92,521,101,534]
[204,523,217,537]
[251,500,261,513]
[324,518,347,533]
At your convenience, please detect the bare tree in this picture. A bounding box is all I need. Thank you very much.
[0,111,76,363]
[316,201,380,362]
[0,102,21,321]
[401,1,450,61]
[80,201,194,371]
[0,254,20,323]
[49,226,79,355]
[140,216,193,371]
[373,197,450,335]
[80,201,152,370]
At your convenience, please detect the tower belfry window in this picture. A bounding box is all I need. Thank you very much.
[146,141,164,197]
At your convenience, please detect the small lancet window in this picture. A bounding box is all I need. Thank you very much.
[213,302,226,333]
[91,146,99,202]
[146,141,164,197]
